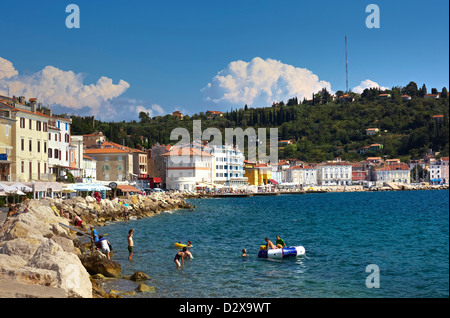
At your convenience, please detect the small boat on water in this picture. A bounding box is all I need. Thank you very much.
[257,246,305,259]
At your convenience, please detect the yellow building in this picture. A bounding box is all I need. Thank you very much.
[0,98,51,182]
[0,107,15,181]
[244,161,272,186]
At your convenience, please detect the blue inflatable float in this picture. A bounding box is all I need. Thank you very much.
[258,246,305,259]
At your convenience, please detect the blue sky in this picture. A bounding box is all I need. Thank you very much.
[0,0,448,121]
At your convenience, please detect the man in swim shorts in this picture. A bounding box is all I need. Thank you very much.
[276,235,287,249]
[128,229,134,260]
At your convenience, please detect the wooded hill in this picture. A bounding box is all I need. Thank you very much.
[69,82,449,163]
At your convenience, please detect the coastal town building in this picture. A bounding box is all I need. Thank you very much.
[172,111,183,120]
[286,165,317,186]
[84,143,133,182]
[429,157,449,185]
[316,161,352,186]
[0,106,14,181]
[0,97,51,182]
[206,110,223,118]
[244,161,272,186]
[148,143,172,188]
[83,131,106,148]
[70,135,84,181]
[162,146,214,191]
[402,95,412,101]
[373,162,410,185]
[365,128,380,136]
[47,114,73,180]
[207,144,247,187]
[81,155,97,183]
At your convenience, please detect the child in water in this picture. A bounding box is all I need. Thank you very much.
[241,248,249,257]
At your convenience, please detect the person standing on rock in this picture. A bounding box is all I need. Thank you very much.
[90,226,99,250]
[128,229,134,260]
[98,236,111,260]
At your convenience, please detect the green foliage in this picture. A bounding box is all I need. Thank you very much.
[68,83,449,162]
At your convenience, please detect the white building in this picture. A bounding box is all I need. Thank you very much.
[316,162,352,186]
[81,155,97,183]
[207,144,247,187]
[70,135,84,179]
[287,165,317,186]
[374,163,410,184]
[429,158,449,185]
[163,146,214,191]
[47,116,72,178]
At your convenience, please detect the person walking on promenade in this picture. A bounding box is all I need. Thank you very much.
[127,229,134,260]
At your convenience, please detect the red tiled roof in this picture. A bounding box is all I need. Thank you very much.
[161,147,212,157]
[376,163,409,171]
[84,148,129,154]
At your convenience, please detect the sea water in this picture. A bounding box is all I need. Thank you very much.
[101,190,449,298]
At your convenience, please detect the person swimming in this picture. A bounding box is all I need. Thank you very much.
[241,248,249,257]
[174,247,193,267]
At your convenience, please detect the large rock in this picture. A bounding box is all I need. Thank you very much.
[26,239,92,298]
[79,250,121,278]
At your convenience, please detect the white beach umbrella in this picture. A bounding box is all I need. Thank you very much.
[0,183,15,193]
[11,182,33,192]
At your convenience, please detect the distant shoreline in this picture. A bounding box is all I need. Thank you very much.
[186,184,449,199]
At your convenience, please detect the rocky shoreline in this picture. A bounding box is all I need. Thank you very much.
[0,192,193,298]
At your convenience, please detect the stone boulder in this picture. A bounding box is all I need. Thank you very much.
[79,250,121,278]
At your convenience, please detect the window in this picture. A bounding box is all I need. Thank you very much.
[29,119,32,130]
[43,122,47,132]
[21,161,24,173]
[5,124,9,136]
[20,117,25,128]
[29,162,32,180]
[105,156,109,161]
[118,156,122,162]
[118,165,123,171]
[21,138,24,151]
[36,121,41,131]
[29,139,32,152]
[37,140,41,153]
[48,148,52,158]
[44,142,47,154]
[66,151,68,161]
[54,149,58,159]
[104,165,110,171]
[104,174,109,181]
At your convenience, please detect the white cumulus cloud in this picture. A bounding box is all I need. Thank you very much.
[136,104,166,117]
[352,79,388,94]
[201,57,332,107]
[0,57,18,79]
[0,56,130,119]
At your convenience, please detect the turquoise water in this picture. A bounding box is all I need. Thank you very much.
[102,190,449,298]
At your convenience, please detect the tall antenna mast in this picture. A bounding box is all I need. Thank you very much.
[345,36,348,92]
